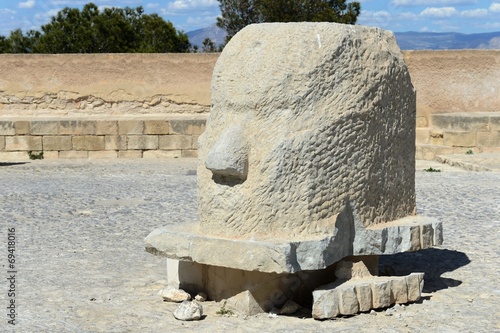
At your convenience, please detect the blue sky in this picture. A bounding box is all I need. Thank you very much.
[0,0,499,36]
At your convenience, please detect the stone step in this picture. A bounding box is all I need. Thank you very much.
[430,112,500,131]
[416,144,469,160]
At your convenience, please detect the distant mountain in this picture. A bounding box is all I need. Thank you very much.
[394,31,500,50]
[187,26,500,50]
[186,25,227,49]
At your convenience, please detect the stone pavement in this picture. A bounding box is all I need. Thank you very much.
[0,158,499,332]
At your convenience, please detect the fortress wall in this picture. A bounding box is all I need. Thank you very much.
[403,50,500,127]
[1,50,499,160]
[0,53,219,117]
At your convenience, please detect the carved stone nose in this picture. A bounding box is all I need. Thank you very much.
[205,125,248,180]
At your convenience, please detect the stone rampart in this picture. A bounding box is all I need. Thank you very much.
[0,53,218,117]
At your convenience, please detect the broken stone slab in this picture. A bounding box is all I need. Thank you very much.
[173,300,203,321]
[312,273,425,320]
[158,286,191,302]
[145,216,442,274]
[224,290,264,316]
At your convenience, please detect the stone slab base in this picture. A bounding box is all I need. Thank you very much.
[145,215,442,274]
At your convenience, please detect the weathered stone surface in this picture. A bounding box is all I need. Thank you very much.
[43,136,72,151]
[5,136,42,151]
[159,286,191,302]
[173,300,203,321]
[72,136,105,151]
[145,217,441,274]
[278,300,299,315]
[198,22,416,238]
[225,290,264,316]
[195,292,207,302]
[312,273,425,319]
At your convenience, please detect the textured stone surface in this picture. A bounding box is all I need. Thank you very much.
[173,301,203,321]
[145,216,441,274]
[198,22,416,238]
[225,290,264,316]
[312,272,425,319]
[159,286,191,303]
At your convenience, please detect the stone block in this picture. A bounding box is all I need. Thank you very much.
[0,136,4,150]
[225,290,264,316]
[143,150,182,158]
[43,136,72,151]
[355,283,372,312]
[144,120,170,135]
[420,224,434,249]
[181,150,198,158]
[0,121,15,135]
[429,130,444,145]
[477,131,500,147]
[415,128,430,144]
[443,131,476,147]
[490,114,500,131]
[417,144,455,160]
[30,121,59,135]
[312,286,340,319]
[432,221,443,246]
[118,150,143,158]
[338,286,359,315]
[59,120,96,135]
[390,277,408,304]
[89,151,117,159]
[371,281,391,309]
[105,135,127,150]
[405,273,424,302]
[43,151,59,159]
[431,113,489,131]
[14,121,30,135]
[96,121,118,135]
[169,119,206,135]
[5,136,42,151]
[159,135,192,150]
[127,135,158,150]
[118,120,144,135]
[72,136,105,151]
[0,151,29,161]
[59,151,89,159]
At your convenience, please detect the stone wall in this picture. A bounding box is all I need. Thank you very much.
[403,50,500,127]
[1,51,498,160]
[0,115,207,160]
[0,53,218,117]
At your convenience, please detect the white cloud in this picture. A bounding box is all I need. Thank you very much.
[460,8,487,17]
[420,7,458,17]
[146,3,160,9]
[0,9,17,15]
[19,0,36,9]
[168,0,218,12]
[34,8,60,22]
[489,3,500,13]
[392,0,477,7]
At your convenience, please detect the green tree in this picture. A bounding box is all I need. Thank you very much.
[202,38,217,52]
[0,29,39,53]
[28,2,190,53]
[217,0,361,42]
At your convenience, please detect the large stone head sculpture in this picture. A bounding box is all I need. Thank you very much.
[198,23,416,239]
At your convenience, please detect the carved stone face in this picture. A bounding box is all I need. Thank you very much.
[197,23,416,239]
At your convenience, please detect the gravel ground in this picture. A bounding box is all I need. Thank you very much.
[0,158,499,333]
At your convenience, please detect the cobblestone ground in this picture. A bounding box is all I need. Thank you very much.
[0,158,499,333]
